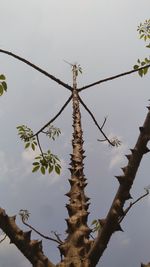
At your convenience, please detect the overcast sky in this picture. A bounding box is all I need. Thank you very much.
[0,1,150,267]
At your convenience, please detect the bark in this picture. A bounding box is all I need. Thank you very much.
[0,208,55,267]
[57,66,93,267]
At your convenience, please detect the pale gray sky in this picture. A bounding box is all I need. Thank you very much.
[0,1,150,267]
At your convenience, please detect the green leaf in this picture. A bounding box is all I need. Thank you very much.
[146,44,150,48]
[140,34,144,39]
[32,165,40,172]
[25,142,30,149]
[31,143,35,151]
[55,165,61,175]
[133,65,139,70]
[143,67,148,75]
[138,69,143,77]
[0,85,3,95]
[41,166,46,175]
[32,162,40,166]
[48,165,53,174]
[141,61,146,66]
[137,59,140,64]
[2,81,7,91]
[0,74,5,80]
[145,58,150,63]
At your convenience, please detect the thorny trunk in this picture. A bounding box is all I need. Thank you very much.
[57,66,93,267]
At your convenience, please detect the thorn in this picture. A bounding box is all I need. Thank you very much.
[139,126,144,133]
[24,231,32,241]
[84,195,90,202]
[115,223,124,232]
[68,179,76,186]
[146,106,150,110]
[143,147,150,154]
[31,240,42,250]
[68,167,73,174]
[130,148,136,154]
[121,167,127,174]
[65,192,70,197]
[124,192,133,200]
[9,215,16,222]
[125,154,131,160]
[115,175,125,184]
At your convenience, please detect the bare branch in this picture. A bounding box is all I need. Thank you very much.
[119,191,149,223]
[34,94,72,136]
[0,207,55,267]
[78,95,114,146]
[36,134,45,159]
[78,64,150,92]
[51,231,63,244]
[100,116,108,130]
[21,218,62,245]
[0,49,72,91]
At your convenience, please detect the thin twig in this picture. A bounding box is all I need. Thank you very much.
[78,95,114,146]
[100,116,107,130]
[78,64,150,92]
[51,231,63,244]
[0,49,72,91]
[0,234,7,243]
[97,138,107,142]
[119,191,149,223]
[34,94,73,136]
[21,219,62,245]
[36,134,45,159]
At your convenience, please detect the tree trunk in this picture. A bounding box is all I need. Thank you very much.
[57,66,93,267]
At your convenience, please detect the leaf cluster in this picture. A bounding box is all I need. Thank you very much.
[133,58,150,77]
[44,125,61,140]
[17,125,37,150]
[110,137,122,147]
[19,209,30,222]
[137,19,150,42]
[0,74,7,96]
[32,150,61,175]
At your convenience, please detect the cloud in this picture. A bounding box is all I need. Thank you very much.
[120,237,131,246]
[106,134,129,169]
[22,147,40,162]
[0,150,9,176]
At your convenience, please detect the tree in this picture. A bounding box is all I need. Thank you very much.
[0,20,150,267]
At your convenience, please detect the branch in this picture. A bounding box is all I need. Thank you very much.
[78,64,150,92]
[0,49,72,91]
[119,191,149,223]
[0,208,55,267]
[34,94,73,136]
[36,134,45,158]
[88,106,150,266]
[78,95,114,146]
[21,218,62,245]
